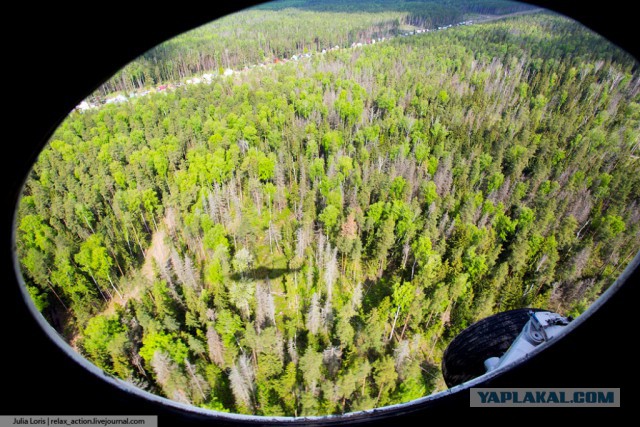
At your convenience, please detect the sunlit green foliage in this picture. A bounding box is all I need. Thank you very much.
[15,3,640,416]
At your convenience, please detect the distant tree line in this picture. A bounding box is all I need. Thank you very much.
[96,0,534,95]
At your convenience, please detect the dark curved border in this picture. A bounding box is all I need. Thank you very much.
[5,1,639,424]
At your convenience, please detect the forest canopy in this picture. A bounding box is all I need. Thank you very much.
[16,0,640,417]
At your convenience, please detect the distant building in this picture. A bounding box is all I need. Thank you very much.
[76,100,97,111]
[105,94,127,104]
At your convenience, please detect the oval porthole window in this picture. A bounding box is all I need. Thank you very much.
[13,0,640,419]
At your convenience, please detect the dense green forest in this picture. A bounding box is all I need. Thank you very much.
[98,0,534,94]
[17,3,640,417]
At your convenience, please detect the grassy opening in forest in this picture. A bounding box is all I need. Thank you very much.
[15,0,640,417]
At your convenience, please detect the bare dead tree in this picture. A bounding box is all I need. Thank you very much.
[306,253,315,290]
[185,358,210,401]
[229,354,256,410]
[393,340,411,377]
[255,282,276,331]
[495,176,512,204]
[274,163,287,213]
[183,255,201,291]
[207,188,220,223]
[307,292,322,335]
[287,338,299,365]
[206,325,225,367]
[351,283,363,311]
[295,226,308,261]
[170,247,187,286]
[572,246,592,278]
[437,212,450,238]
[321,301,334,334]
[151,351,173,388]
[316,232,326,270]
[433,156,453,196]
[570,189,593,225]
[324,241,338,302]
[445,219,456,239]
[322,346,343,377]
[165,274,185,307]
[401,242,411,270]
